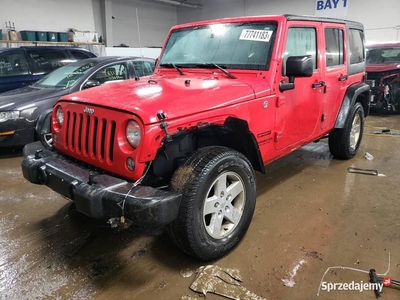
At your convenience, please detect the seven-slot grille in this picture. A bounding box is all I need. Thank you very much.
[54,102,146,180]
[62,106,117,165]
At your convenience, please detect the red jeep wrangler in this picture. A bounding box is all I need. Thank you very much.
[22,15,370,260]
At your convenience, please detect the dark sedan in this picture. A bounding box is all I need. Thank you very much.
[0,56,155,148]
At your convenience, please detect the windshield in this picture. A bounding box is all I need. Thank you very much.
[34,61,98,88]
[366,46,400,64]
[160,22,277,70]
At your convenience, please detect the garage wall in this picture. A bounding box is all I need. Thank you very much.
[176,0,244,22]
[1,0,176,48]
[343,0,400,43]
[92,0,177,47]
[0,0,95,32]
[177,0,400,43]
[2,0,398,47]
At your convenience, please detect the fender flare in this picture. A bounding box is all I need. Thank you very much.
[223,117,265,174]
[35,108,53,135]
[334,83,370,129]
[35,108,53,150]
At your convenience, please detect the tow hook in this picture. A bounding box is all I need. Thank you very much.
[107,216,132,230]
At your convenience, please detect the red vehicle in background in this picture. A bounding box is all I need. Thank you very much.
[366,42,400,112]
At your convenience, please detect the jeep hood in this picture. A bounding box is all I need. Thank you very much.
[61,74,269,124]
[366,63,400,73]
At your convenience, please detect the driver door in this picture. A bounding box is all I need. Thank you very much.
[275,23,324,150]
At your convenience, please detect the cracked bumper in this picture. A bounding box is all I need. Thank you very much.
[21,141,182,227]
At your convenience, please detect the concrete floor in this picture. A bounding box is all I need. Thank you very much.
[0,115,399,300]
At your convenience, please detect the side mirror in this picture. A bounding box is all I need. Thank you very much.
[82,79,100,89]
[280,55,314,92]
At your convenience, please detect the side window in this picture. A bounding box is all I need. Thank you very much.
[27,50,69,73]
[69,50,92,60]
[132,61,155,77]
[88,62,128,84]
[348,29,365,64]
[284,27,317,74]
[0,52,29,77]
[325,28,344,67]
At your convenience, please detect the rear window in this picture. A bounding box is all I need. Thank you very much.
[69,50,93,60]
[0,52,29,77]
[27,50,70,73]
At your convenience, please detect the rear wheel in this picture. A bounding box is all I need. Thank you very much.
[167,146,256,260]
[329,102,364,159]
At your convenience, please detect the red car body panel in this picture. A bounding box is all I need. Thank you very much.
[63,72,263,124]
[366,63,400,73]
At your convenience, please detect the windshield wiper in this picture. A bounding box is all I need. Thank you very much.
[160,63,184,75]
[195,63,236,79]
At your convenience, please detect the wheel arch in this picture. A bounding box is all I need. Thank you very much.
[334,82,370,129]
[219,117,265,174]
[151,117,265,182]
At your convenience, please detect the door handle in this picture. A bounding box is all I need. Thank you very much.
[312,81,325,89]
[338,75,348,81]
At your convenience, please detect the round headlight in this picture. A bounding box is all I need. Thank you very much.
[126,120,141,148]
[56,106,64,126]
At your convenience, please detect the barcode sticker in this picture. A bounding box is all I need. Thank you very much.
[239,29,273,42]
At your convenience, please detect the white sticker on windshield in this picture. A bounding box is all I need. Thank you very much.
[239,29,273,42]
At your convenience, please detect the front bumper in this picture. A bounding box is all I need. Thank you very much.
[21,141,182,227]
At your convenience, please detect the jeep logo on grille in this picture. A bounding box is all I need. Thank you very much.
[83,107,95,115]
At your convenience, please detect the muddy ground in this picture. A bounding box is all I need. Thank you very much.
[0,115,399,300]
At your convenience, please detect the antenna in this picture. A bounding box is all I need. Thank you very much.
[136,8,143,57]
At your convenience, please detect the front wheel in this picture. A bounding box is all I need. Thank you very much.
[167,146,256,260]
[329,102,364,159]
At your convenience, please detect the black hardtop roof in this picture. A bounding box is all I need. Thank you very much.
[285,14,364,29]
[172,14,364,31]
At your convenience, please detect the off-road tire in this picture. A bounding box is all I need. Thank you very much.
[329,102,364,159]
[167,146,256,260]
